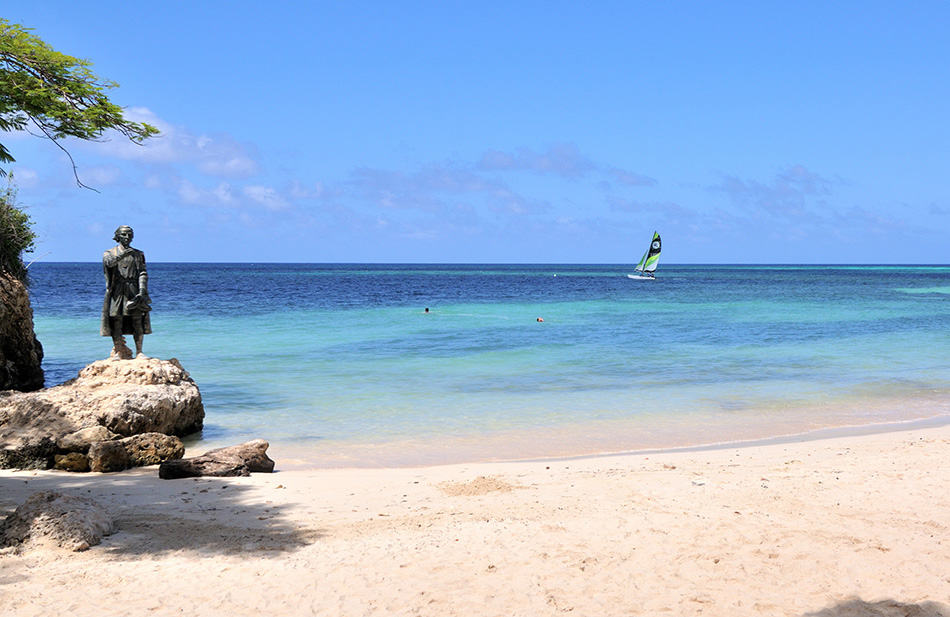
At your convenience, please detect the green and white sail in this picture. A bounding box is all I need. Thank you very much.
[635,231,661,273]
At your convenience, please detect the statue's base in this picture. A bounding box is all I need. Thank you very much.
[1,356,204,471]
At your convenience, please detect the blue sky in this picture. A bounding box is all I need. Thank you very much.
[3,2,948,263]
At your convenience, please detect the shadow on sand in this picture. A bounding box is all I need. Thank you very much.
[804,598,950,617]
[0,468,324,559]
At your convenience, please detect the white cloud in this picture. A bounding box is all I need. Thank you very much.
[177,180,236,206]
[289,181,325,200]
[177,180,203,205]
[212,183,235,204]
[348,164,535,215]
[243,185,288,210]
[478,143,595,178]
[401,228,438,240]
[90,107,260,178]
[82,165,122,186]
[607,168,657,187]
[9,167,39,188]
[711,166,837,218]
[198,156,258,177]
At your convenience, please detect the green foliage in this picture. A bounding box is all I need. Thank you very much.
[0,180,35,282]
[0,19,158,281]
[0,18,159,174]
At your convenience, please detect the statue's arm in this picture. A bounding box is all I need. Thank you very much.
[103,248,118,268]
[136,252,148,297]
[102,250,114,287]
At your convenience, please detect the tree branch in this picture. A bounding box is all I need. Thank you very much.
[29,115,99,192]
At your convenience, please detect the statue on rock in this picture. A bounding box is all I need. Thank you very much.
[100,225,151,359]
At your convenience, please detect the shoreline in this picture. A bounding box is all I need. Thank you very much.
[541,412,950,465]
[253,399,950,470]
[2,421,948,616]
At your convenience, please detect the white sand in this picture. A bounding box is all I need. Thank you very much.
[2,424,948,616]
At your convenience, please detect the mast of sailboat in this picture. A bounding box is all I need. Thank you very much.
[635,247,649,272]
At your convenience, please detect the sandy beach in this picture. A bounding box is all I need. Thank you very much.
[2,423,948,616]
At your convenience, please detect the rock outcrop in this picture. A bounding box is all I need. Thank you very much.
[121,432,185,467]
[0,271,44,392]
[0,356,202,470]
[53,452,90,472]
[159,439,275,479]
[84,432,185,472]
[87,440,130,473]
[56,425,120,453]
[1,491,114,552]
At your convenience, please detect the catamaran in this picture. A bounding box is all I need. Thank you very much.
[627,231,661,280]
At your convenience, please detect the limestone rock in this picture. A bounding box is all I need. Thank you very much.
[54,452,90,472]
[88,440,130,473]
[0,356,204,469]
[63,356,204,435]
[119,432,184,467]
[159,439,275,479]
[56,425,120,453]
[0,272,44,392]
[1,491,114,552]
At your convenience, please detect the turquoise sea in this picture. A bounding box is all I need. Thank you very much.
[27,263,950,468]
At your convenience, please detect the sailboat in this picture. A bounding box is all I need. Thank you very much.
[627,231,661,280]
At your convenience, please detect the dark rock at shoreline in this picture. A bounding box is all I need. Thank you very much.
[0,436,55,469]
[0,272,44,392]
[159,439,275,479]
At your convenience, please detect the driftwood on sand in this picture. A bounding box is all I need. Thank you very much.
[158,439,275,479]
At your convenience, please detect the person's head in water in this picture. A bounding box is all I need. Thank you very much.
[424,307,429,313]
[113,225,134,247]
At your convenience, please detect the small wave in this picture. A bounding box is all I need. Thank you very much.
[895,286,950,295]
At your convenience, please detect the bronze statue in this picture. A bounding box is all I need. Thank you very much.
[100,225,151,358]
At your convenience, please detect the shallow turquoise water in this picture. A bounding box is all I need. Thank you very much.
[27,264,950,466]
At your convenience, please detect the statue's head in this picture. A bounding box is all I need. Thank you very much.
[113,225,134,244]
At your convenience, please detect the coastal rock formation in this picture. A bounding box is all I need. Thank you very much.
[53,452,90,472]
[159,439,275,479]
[121,432,185,467]
[54,432,184,473]
[1,491,114,552]
[56,425,120,453]
[0,356,202,470]
[0,272,44,392]
[87,440,130,473]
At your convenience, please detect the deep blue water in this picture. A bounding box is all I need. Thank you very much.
[25,263,950,467]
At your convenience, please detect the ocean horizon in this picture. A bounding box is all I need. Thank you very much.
[27,262,950,468]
